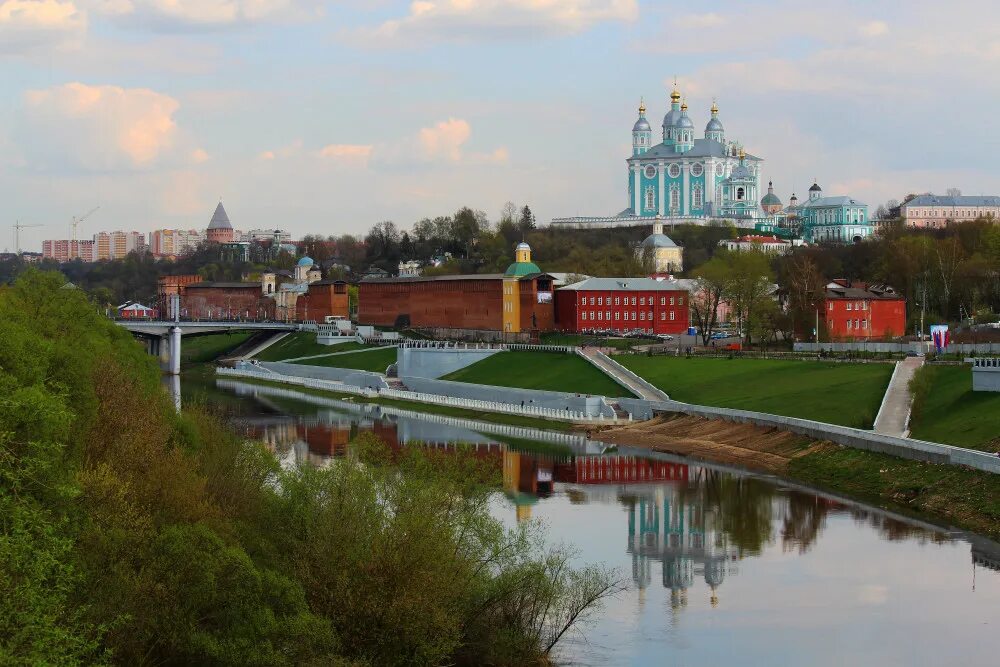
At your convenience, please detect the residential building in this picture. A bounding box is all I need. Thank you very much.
[722,234,802,255]
[359,242,554,333]
[398,260,422,277]
[243,229,292,244]
[901,194,1000,228]
[92,231,145,260]
[788,182,872,243]
[42,239,95,263]
[150,229,205,257]
[821,279,905,340]
[555,276,693,335]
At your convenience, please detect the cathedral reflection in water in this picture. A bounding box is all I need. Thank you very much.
[215,377,997,612]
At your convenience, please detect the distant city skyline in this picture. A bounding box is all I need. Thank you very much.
[3,0,998,251]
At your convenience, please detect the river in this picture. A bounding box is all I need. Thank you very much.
[181,372,1000,666]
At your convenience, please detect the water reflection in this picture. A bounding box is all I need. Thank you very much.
[192,376,1000,665]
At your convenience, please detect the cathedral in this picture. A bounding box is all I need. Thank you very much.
[626,84,763,221]
[551,83,768,229]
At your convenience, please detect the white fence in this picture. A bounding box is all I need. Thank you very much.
[217,366,620,424]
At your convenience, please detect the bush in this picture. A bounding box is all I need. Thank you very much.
[0,270,622,666]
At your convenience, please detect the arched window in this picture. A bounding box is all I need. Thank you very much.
[692,185,703,209]
[645,186,656,210]
[737,187,745,200]
[670,187,680,212]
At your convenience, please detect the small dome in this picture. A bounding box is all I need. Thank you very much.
[516,242,531,252]
[809,182,822,192]
[297,256,314,267]
[633,117,651,132]
[678,111,694,129]
[705,117,724,133]
[642,233,678,248]
[761,192,782,206]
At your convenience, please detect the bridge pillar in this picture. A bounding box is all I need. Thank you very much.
[158,334,171,370]
[169,326,182,375]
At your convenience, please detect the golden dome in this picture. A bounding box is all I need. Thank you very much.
[670,76,681,102]
[680,101,688,111]
[638,97,646,114]
[711,99,719,114]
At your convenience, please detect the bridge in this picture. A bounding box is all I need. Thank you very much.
[119,317,300,375]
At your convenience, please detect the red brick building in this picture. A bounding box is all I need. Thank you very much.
[554,277,692,335]
[182,282,275,320]
[822,279,906,340]
[358,273,555,331]
[294,280,350,321]
[157,274,202,314]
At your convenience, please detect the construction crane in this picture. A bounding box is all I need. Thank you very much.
[70,206,100,260]
[12,221,43,254]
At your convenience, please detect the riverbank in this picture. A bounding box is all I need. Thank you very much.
[208,373,585,433]
[598,415,1000,541]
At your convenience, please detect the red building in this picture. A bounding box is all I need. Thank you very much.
[359,273,554,332]
[294,280,350,321]
[555,277,692,335]
[821,279,906,340]
[182,282,275,320]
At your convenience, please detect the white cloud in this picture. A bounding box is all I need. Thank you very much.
[317,143,373,164]
[86,0,312,28]
[20,82,191,170]
[351,0,638,44]
[858,20,888,37]
[0,0,86,53]
[418,117,470,162]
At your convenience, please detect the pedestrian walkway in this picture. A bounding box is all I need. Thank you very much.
[873,356,924,437]
[578,347,670,402]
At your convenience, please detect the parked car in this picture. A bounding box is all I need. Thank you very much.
[710,331,730,340]
[656,334,674,341]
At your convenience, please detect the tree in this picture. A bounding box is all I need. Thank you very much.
[946,187,962,197]
[690,257,728,345]
[518,205,536,233]
[718,250,774,343]
[781,253,826,341]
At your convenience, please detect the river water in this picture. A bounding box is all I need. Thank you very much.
[182,373,1000,667]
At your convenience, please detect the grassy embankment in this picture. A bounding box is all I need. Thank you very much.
[789,444,1000,541]
[180,332,254,363]
[441,351,633,397]
[252,331,363,361]
[289,346,397,373]
[616,355,893,428]
[907,364,1000,451]
[539,333,635,351]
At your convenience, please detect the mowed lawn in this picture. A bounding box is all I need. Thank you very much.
[290,346,397,373]
[616,355,894,428]
[255,332,357,361]
[908,365,1000,450]
[441,351,632,397]
[181,332,254,363]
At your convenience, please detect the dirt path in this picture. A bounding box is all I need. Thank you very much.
[595,414,833,475]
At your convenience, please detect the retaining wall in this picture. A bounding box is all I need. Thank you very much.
[627,398,1000,475]
[396,346,501,379]
[795,341,1000,354]
[973,359,1000,392]
[259,361,389,391]
[399,375,617,418]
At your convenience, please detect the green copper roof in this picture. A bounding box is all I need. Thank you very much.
[504,261,541,276]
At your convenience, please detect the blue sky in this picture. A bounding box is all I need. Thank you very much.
[2,0,998,249]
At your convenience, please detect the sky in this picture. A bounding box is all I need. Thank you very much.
[3,0,1000,251]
